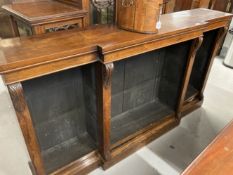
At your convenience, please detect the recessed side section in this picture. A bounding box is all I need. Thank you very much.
[110,41,192,145]
[185,29,219,101]
[22,64,97,174]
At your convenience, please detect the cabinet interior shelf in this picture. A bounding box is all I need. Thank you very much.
[111,100,174,145]
[185,85,199,101]
[42,133,96,173]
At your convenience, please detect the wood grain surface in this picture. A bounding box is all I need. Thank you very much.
[2,1,87,23]
[183,121,233,175]
[0,9,232,85]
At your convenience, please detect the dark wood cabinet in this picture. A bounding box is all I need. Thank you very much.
[1,0,90,36]
[0,9,232,175]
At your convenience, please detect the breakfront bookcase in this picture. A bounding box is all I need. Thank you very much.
[0,9,232,175]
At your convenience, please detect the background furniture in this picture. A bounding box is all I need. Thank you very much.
[0,9,231,175]
[0,0,15,38]
[163,0,233,13]
[209,0,233,12]
[90,0,114,24]
[182,120,233,175]
[174,0,193,11]
[56,0,90,24]
[116,0,163,33]
[224,28,233,68]
[2,0,89,36]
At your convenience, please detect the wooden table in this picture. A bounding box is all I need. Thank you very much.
[2,0,88,36]
[183,120,233,175]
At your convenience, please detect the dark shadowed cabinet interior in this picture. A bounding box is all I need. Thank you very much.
[22,65,97,174]
[110,42,191,146]
[182,28,228,116]
[0,9,232,175]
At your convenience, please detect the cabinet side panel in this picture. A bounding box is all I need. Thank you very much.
[22,67,96,174]
[189,29,219,90]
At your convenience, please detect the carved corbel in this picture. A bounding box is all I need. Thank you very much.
[103,62,114,88]
[8,83,26,113]
[189,36,204,60]
[7,83,45,175]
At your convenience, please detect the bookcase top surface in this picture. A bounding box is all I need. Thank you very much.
[0,8,232,74]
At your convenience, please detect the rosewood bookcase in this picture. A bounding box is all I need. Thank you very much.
[0,9,232,175]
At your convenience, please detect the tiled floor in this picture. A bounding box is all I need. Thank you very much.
[0,57,232,175]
